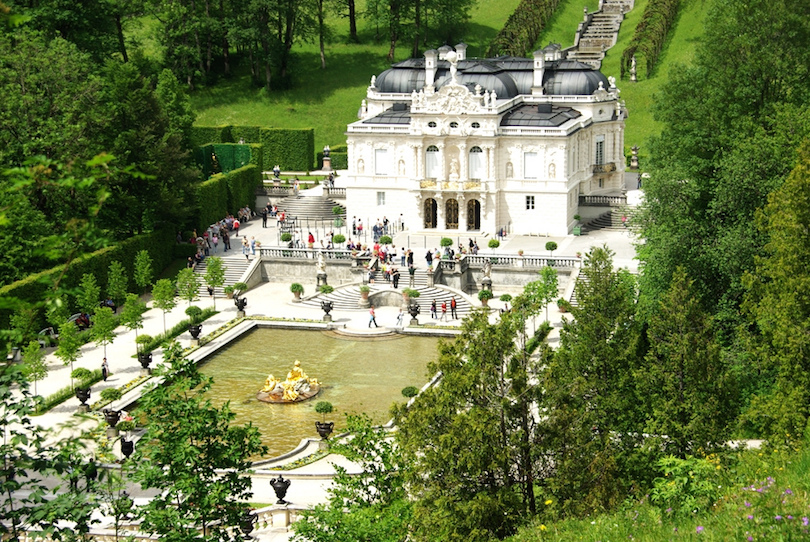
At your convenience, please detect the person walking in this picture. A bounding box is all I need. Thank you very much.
[440,300,447,321]
[212,233,219,253]
[250,236,256,255]
[401,248,407,267]
[101,358,109,381]
[261,208,268,228]
[450,297,458,319]
[233,218,240,237]
[408,264,416,287]
[396,307,404,327]
[392,268,400,288]
[425,249,433,267]
[222,230,231,252]
[242,237,250,261]
[308,232,315,249]
[369,305,379,328]
[430,299,437,319]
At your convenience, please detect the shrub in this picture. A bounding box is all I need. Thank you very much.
[379,235,393,245]
[36,369,102,414]
[100,388,123,403]
[401,386,419,398]
[185,305,203,324]
[290,283,304,294]
[314,401,333,421]
[333,234,346,244]
[359,285,371,293]
[487,0,563,57]
[478,289,494,301]
[71,368,92,381]
[402,288,420,298]
[232,282,248,297]
[621,0,681,79]
[500,294,513,302]
[488,239,500,249]
[440,237,453,247]
[319,285,334,294]
[281,233,292,242]
[545,241,558,254]
[332,206,343,215]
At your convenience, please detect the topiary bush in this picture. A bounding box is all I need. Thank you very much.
[440,237,453,247]
[281,233,292,242]
[290,283,304,294]
[401,386,419,398]
[333,234,346,244]
[488,239,500,249]
[314,400,333,421]
[379,235,393,245]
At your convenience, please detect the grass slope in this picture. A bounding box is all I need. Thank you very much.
[507,447,810,541]
[190,0,521,154]
[532,0,600,50]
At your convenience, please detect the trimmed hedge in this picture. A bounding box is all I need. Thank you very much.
[190,125,315,172]
[195,144,254,177]
[487,0,562,57]
[621,0,681,79]
[195,164,261,231]
[0,230,178,330]
[317,144,348,170]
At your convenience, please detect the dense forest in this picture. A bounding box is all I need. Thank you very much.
[3,0,810,540]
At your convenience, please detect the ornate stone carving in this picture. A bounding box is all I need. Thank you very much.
[416,82,484,115]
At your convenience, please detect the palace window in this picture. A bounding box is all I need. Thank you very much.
[471,122,480,129]
[526,196,535,210]
[377,192,385,206]
[425,145,440,178]
[374,149,389,175]
[469,146,484,179]
[523,152,539,179]
[450,121,458,128]
[595,135,605,165]
[428,121,437,128]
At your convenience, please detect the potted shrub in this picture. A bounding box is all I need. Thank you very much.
[136,334,153,371]
[379,235,392,245]
[116,417,136,434]
[320,284,334,295]
[359,284,370,299]
[281,232,292,243]
[478,289,494,307]
[333,233,346,245]
[488,239,500,249]
[402,287,420,302]
[440,237,453,250]
[314,401,334,439]
[290,283,304,302]
[72,368,92,409]
[232,282,248,299]
[224,285,235,299]
[185,306,203,339]
[100,387,123,404]
[557,297,569,313]
[517,249,524,256]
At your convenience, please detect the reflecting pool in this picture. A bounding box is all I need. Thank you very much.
[200,328,441,457]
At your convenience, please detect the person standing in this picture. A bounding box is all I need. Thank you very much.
[233,218,240,236]
[407,249,414,267]
[396,307,404,327]
[430,299,437,319]
[392,268,400,288]
[352,216,357,236]
[425,249,433,267]
[308,232,315,249]
[250,236,257,255]
[242,237,250,261]
[101,358,109,381]
[450,297,458,319]
[408,264,416,287]
[440,300,447,321]
[261,208,268,228]
[222,230,231,252]
[369,305,378,328]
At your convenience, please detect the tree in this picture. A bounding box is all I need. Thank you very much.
[152,278,177,334]
[132,342,267,540]
[106,260,129,309]
[293,414,410,542]
[21,340,47,396]
[176,267,200,306]
[77,272,101,315]
[119,293,146,348]
[526,265,558,322]
[92,306,117,359]
[55,318,83,377]
[637,266,731,457]
[545,241,557,257]
[395,309,531,541]
[540,245,642,515]
[133,249,154,293]
[203,256,226,309]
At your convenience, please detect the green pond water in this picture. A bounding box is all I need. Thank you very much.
[199,328,441,458]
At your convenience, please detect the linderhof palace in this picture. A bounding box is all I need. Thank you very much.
[343,43,626,237]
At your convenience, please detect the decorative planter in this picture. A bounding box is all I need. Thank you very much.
[75,388,91,412]
[315,421,334,440]
[137,351,152,372]
[104,409,120,438]
[321,300,333,322]
[292,291,302,303]
[239,512,257,537]
[189,324,203,339]
[270,475,291,505]
[408,302,421,326]
[120,438,134,459]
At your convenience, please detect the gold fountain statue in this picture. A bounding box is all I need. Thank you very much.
[258,360,321,403]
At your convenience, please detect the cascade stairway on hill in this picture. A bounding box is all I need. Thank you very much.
[565,0,634,69]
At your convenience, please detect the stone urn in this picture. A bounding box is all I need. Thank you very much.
[189,324,203,340]
[137,351,152,375]
[239,512,257,537]
[104,409,121,438]
[408,302,421,326]
[75,388,91,412]
[234,296,248,318]
[315,421,334,440]
[321,300,333,322]
[270,475,291,505]
[120,438,134,459]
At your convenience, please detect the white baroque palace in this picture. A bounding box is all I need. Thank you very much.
[344,44,626,236]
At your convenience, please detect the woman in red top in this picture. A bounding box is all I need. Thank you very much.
[308,232,315,249]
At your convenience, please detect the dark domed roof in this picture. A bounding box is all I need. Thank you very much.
[542,60,609,95]
[373,56,608,96]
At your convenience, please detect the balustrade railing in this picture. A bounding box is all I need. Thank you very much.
[466,254,579,268]
[578,194,627,206]
[259,247,355,260]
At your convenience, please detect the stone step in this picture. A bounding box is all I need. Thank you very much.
[301,284,476,315]
[275,195,346,220]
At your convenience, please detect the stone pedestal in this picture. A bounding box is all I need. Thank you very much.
[323,314,332,322]
[190,338,200,347]
[106,427,119,439]
[317,273,327,287]
[237,310,246,318]
[426,272,434,287]
[140,368,152,377]
[410,318,419,326]
[482,277,492,291]
[359,298,370,309]
[322,156,332,171]
[77,405,90,414]
[270,506,291,530]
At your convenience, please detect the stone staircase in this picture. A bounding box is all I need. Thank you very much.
[565,0,634,69]
[193,254,251,297]
[275,195,346,221]
[581,207,638,233]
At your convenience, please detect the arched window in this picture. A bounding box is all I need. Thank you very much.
[425,145,440,179]
[449,121,458,128]
[471,122,480,129]
[428,121,437,128]
[468,146,484,179]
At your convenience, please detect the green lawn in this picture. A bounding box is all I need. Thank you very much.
[189,0,521,152]
[533,0,601,50]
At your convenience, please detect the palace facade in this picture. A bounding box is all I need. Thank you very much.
[343,44,626,236]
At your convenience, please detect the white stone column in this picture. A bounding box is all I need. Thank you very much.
[458,193,466,231]
[437,143,445,182]
[414,143,423,180]
[458,143,467,181]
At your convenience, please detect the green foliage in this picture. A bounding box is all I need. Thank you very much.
[439,237,453,247]
[151,278,177,334]
[401,386,418,398]
[197,143,254,177]
[70,368,92,381]
[315,401,334,421]
[119,293,146,345]
[281,233,293,242]
[544,241,558,254]
[487,0,562,56]
[290,283,305,294]
[91,306,117,358]
[132,342,267,540]
[77,273,101,315]
[203,256,226,309]
[488,239,501,249]
[333,233,346,244]
[133,250,154,292]
[35,369,103,414]
[21,340,47,395]
[232,282,248,297]
[176,267,200,305]
[359,285,370,293]
[185,305,203,324]
[105,261,128,307]
[195,164,261,232]
[379,235,393,245]
[319,284,334,294]
[192,125,315,172]
[621,0,681,79]
[99,387,123,403]
[402,288,420,298]
[500,294,513,302]
[55,319,82,372]
[134,307,217,355]
[478,289,494,300]
[293,414,410,542]
[650,455,721,517]
[332,206,343,216]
